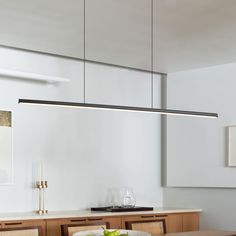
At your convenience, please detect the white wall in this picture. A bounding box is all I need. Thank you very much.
[164,62,236,230]
[165,62,236,187]
[0,47,163,212]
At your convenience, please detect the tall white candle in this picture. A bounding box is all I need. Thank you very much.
[39,162,42,182]
[39,161,44,182]
[41,161,44,182]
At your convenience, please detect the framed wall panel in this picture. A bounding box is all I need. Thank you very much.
[0,110,13,184]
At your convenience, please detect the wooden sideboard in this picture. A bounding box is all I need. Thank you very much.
[121,212,199,233]
[0,212,199,236]
[46,216,122,236]
[0,219,46,236]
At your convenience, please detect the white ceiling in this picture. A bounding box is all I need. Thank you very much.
[0,0,84,58]
[156,0,236,72]
[85,0,152,71]
[0,0,236,73]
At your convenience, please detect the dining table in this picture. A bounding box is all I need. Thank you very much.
[154,231,236,236]
[73,230,236,236]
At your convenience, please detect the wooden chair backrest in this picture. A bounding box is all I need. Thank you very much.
[61,222,108,236]
[126,220,166,235]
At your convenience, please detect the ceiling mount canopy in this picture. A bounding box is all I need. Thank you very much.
[18,0,218,119]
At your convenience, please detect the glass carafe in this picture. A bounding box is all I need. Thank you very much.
[121,187,136,208]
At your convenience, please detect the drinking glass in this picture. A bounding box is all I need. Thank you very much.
[105,187,122,208]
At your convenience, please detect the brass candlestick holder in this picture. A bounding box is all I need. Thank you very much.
[36,181,48,214]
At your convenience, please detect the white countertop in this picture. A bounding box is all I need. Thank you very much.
[0,208,202,221]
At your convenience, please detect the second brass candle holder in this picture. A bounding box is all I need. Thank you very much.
[36,181,48,214]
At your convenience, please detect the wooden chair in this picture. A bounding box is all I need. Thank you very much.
[61,222,109,236]
[0,226,42,236]
[125,219,166,235]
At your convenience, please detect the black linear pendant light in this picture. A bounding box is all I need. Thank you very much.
[18,99,217,118]
[18,0,218,119]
